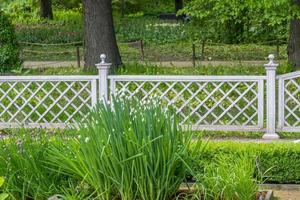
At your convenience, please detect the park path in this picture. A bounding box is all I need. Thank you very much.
[23,60,285,68]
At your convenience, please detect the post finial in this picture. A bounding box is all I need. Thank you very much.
[100,54,106,64]
[264,54,278,68]
[268,54,275,64]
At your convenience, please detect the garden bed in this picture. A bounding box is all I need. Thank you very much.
[0,98,299,199]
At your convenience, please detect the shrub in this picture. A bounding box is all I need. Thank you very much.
[190,141,300,184]
[48,97,202,199]
[0,11,21,73]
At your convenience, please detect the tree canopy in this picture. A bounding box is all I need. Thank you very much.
[180,0,300,43]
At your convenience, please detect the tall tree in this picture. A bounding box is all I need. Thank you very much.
[288,0,300,70]
[83,0,122,70]
[39,0,53,19]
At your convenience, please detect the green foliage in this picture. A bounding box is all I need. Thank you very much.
[53,0,82,9]
[180,0,295,43]
[117,62,267,76]
[48,97,201,199]
[15,10,82,43]
[0,0,37,22]
[116,17,198,43]
[194,131,264,139]
[112,0,174,16]
[0,130,70,199]
[0,177,8,200]
[191,141,300,184]
[0,11,21,73]
[198,152,259,200]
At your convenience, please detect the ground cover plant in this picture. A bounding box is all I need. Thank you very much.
[197,153,259,200]
[0,129,71,199]
[190,141,300,184]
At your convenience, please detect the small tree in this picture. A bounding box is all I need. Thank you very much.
[0,11,21,74]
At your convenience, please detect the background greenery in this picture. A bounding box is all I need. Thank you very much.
[0,11,21,73]
[0,0,292,63]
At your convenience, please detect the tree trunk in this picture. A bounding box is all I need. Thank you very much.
[288,0,300,70]
[39,0,53,19]
[175,0,183,13]
[83,0,122,71]
[121,0,125,17]
[175,0,184,20]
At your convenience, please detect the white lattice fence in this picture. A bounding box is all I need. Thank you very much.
[109,76,265,131]
[0,54,298,137]
[0,76,98,128]
[278,71,300,132]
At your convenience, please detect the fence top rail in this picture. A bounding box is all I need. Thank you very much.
[277,71,300,80]
[108,75,266,82]
[0,75,99,81]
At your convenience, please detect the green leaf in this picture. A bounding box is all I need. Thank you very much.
[0,177,4,187]
[0,193,8,200]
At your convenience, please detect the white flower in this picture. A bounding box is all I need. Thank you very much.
[85,137,90,143]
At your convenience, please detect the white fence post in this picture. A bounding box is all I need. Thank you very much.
[96,54,111,101]
[263,54,280,139]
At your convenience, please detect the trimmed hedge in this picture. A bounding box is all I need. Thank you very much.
[190,141,300,184]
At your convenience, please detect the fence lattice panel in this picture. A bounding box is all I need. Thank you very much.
[278,72,300,132]
[0,76,97,128]
[110,76,264,130]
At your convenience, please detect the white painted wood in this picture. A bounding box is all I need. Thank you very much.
[278,78,284,130]
[114,79,262,129]
[0,122,68,129]
[183,125,265,132]
[276,71,300,79]
[0,78,95,127]
[279,127,300,132]
[258,79,264,128]
[109,75,266,81]
[0,75,98,81]
[277,70,300,132]
[96,54,111,100]
[91,79,97,106]
[263,54,280,139]
[0,53,298,134]
[110,78,116,95]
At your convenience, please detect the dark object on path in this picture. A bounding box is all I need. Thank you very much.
[158,13,190,22]
[159,13,177,20]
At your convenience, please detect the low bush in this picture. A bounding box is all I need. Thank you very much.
[190,141,300,184]
[0,11,21,73]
